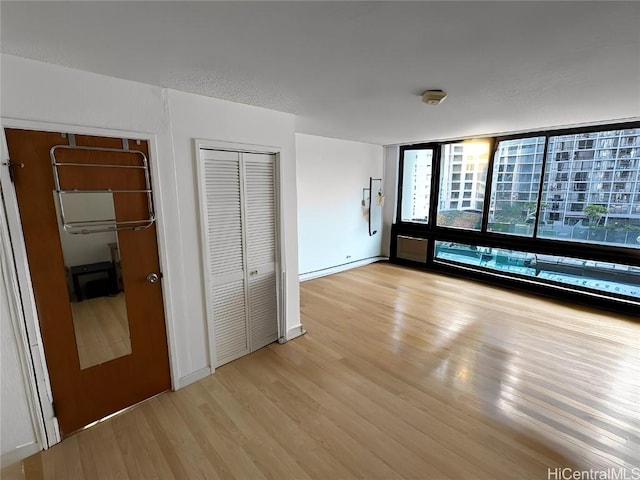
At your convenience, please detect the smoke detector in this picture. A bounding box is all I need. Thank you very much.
[421,89,447,105]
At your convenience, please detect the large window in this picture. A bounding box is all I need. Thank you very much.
[538,128,640,248]
[393,122,640,310]
[488,137,545,236]
[436,140,490,230]
[400,149,433,224]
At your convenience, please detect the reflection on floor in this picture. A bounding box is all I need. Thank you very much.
[20,263,640,479]
[436,251,640,298]
[71,293,131,369]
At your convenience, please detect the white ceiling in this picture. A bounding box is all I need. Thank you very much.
[2,1,639,145]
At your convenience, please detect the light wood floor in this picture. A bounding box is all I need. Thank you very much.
[71,293,131,369]
[13,262,640,479]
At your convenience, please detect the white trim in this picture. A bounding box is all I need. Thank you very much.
[194,145,217,370]
[0,117,181,447]
[0,118,150,143]
[0,193,46,458]
[279,270,288,343]
[238,153,253,355]
[273,155,286,344]
[141,129,181,392]
[284,324,307,342]
[194,138,286,369]
[1,126,56,448]
[196,138,282,156]
[175,366,212,389]
[299,256,388,282]
[0,442,42,469]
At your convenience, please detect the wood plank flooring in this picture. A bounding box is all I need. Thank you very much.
[14,262,640,479]
[71,293,131,369]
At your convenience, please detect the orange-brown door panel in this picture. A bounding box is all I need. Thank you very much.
[5,129,170,435]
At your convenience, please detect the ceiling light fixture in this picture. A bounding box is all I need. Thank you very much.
[421,89,447,105]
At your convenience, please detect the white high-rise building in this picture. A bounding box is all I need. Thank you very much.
[544,129,640,227]
[400,149,433,223]
[403,129,640,232]
[439,143,487,213]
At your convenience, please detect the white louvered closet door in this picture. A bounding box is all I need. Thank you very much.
[202,150,249,366]
[243,153,278,351]
[200,149,279,368]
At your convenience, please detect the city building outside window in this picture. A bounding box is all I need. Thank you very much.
[394,123,640,308]
[488,136,545,237]
[400,149,433,223]
[436,140,490,230]
[538,128,640,248]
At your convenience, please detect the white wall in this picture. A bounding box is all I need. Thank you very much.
[296,134,384,276]
[0,54,301,456]
[166,89,301,358]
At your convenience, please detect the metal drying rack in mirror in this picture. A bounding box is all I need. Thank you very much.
[51,143,156,235]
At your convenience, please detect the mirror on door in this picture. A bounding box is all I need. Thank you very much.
[54,192,132,369]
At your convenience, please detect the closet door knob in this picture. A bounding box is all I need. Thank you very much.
[146,272,160,283]
[249,270,258,276]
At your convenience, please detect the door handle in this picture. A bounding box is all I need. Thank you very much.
[249,270,258,276]
[146,272,160,283]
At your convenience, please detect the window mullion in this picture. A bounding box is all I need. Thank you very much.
[533,134,551,239]
[481,137,498,233]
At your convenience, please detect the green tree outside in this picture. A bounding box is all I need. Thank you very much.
[583,204,608,227]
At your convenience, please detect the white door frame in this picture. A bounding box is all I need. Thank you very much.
[0,117,181,448]
[0,179,48,461]
[194,138,285,371]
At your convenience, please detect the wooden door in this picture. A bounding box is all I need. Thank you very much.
[5,128,171,436]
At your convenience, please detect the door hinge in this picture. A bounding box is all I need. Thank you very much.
[2,160,24,182]
[51,400,57,417]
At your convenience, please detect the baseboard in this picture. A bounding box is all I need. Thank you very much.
[1,441,42,469]
[299,256,388,282]
[175,366,212,389]
[283,324,307,342]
